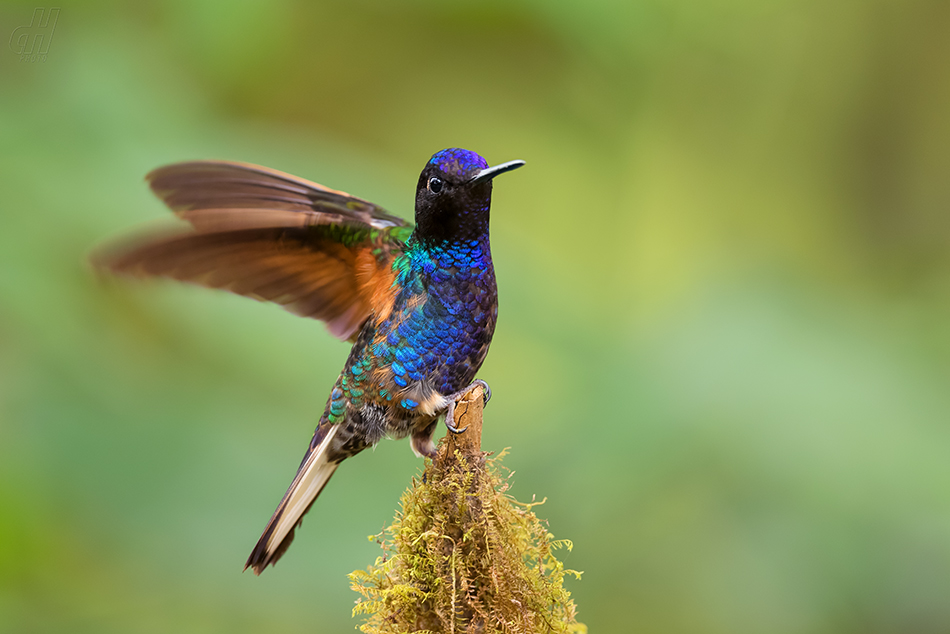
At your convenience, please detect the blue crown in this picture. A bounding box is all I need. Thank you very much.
[429,148,489,180]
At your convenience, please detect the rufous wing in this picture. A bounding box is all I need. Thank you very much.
[93,161,412,340]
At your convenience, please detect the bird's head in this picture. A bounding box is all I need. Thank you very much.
[414,148,524,243]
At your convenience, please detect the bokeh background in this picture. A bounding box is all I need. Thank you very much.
[2,1,950,632]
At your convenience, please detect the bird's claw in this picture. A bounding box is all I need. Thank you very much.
[443,379,491,434]
[473,379,491,406]
[444,402,468,435]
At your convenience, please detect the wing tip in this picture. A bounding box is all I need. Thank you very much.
[87,239,139,276]
[87,226,197,278]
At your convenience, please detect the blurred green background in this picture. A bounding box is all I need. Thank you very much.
[2,1,950,632]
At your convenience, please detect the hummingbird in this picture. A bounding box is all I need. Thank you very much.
[94,148,524,574]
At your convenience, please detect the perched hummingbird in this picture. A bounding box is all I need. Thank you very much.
[94,148,523,574]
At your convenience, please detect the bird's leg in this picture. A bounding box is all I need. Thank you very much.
[444,379,491,434]
[410,419,438,459]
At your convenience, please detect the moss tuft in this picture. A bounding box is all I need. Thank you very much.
[350,448,585,634]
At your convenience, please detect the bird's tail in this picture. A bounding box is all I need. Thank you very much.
[245,423,341,574]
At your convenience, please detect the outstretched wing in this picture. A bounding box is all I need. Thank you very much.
[94,161,413,340]
[147,160,407,231]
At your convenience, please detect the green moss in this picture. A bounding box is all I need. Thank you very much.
[350,449,586,634]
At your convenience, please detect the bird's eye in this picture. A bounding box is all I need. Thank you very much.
[427,177,443,193]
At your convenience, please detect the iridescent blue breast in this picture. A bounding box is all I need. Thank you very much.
[337,235,497,419]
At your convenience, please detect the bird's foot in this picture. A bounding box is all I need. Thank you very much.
[444,379,491,434]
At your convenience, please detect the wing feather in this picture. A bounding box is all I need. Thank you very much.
[94,160,413,340]
[148,160,406,229]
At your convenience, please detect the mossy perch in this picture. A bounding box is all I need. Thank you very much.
[350,386,586,633]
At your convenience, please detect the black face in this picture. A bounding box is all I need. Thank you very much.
[413,148,524,244]
[414,161,494,244]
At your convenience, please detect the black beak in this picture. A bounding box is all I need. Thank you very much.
[469,160,525,185]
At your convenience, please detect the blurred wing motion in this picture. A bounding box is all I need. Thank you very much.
[93,160,413,340]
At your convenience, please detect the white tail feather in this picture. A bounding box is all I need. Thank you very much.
[264,424,340,557]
